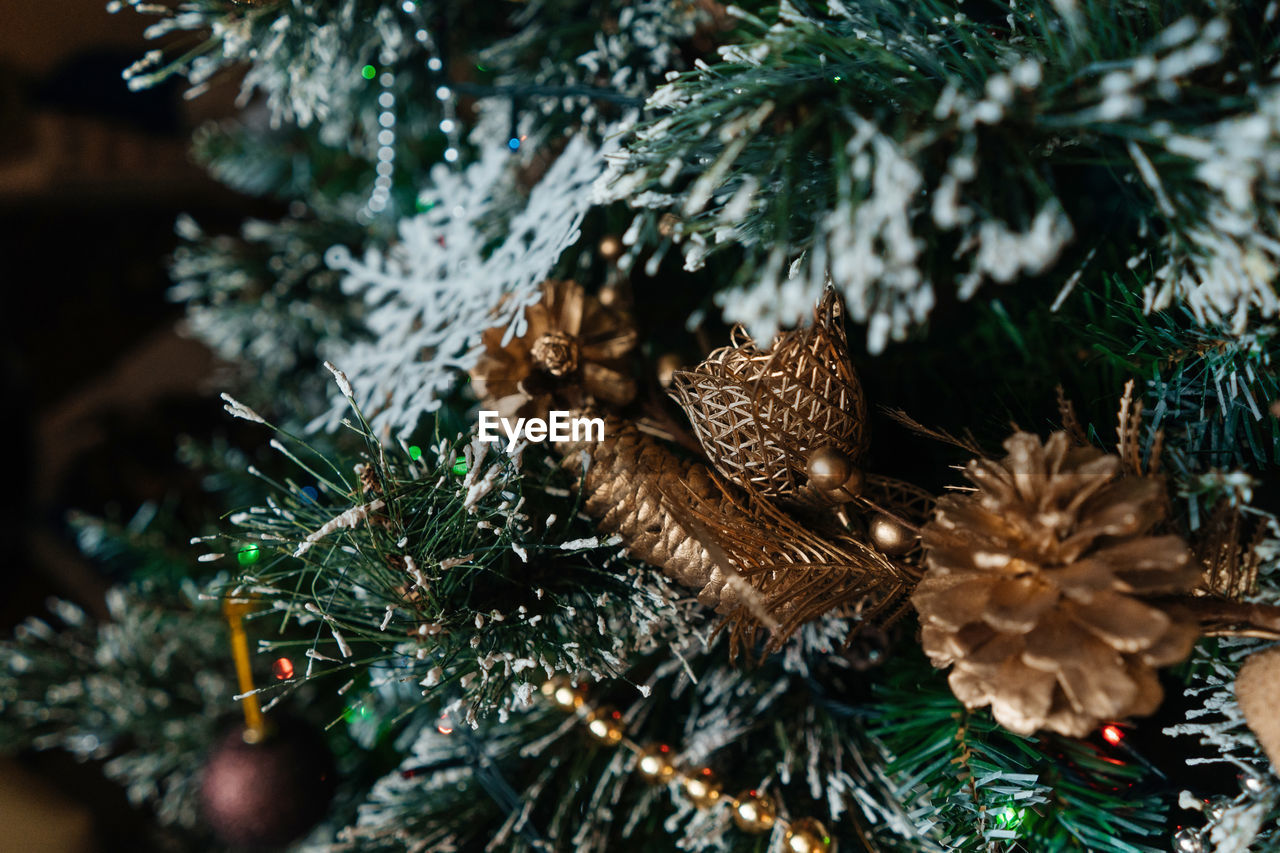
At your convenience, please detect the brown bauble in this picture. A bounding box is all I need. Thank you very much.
[200,717,335,848]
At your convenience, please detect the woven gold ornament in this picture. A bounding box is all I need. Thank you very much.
[682,470,917,658]
[470,279,637,420]
[914,431,1201,737]
[670,289,867,504]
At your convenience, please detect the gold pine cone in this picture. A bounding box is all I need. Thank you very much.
[913,431,1201,737]
[471,280,637,419]
[669,289,867,502]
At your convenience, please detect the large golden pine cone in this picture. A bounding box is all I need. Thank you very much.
[471,280,637,420]
[913,431,1201,737]
[669,289,867,503]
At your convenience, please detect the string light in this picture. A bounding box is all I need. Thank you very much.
[538,678,832,851]
[414,22,460,170]
[361,3,461,221]
[362,44,399,221]
[1101,723,1125,746]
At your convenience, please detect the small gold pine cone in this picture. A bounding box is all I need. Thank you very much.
[471,280,637,420]
[913,431,1201,737]
[669,290,867,502]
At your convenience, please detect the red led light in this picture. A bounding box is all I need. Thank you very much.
[436,714,454,735]
[272,657,295,680]
[1101,724,1124,746]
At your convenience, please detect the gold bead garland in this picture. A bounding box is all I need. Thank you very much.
[786,817,834,853]
[732,789,777,833]
[585,706,625,746]
[540,678,833,849]
[636,743,678,784]
[683,766,722,809]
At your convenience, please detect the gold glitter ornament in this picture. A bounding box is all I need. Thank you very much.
[682,767,722,808]
[785,818,833,853]
[636,744,677,784]
[914,431,1201,737]
[731,790,776,833]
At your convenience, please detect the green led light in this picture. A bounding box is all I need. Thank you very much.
[408,445,422,461]
[237,543,261,566]
[361,64,377,80]
[451,456,468,476]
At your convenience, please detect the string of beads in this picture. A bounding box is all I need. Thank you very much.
[540,678,834,853]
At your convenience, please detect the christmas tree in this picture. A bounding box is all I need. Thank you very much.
[5,1,1280,850]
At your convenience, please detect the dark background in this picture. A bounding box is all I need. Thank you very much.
[0,5,252,849]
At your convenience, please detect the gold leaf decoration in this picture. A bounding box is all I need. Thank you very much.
[669,289,867,504]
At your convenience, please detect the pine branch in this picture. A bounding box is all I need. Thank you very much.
[869,651,1167,853]
[601,0,1280,351]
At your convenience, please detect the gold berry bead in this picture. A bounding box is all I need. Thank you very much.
[585,707,625,746]
[541,678,584,712]
[805,447,862,495]
[635,744,677,784]
[732,790,776,833]
[868,513,915,555]
[785,818,832,853]
[682,767,722,809]
[598,235,623,261]
[658,212,680,237]
[598,281,627,308]
[656,353,683,389]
